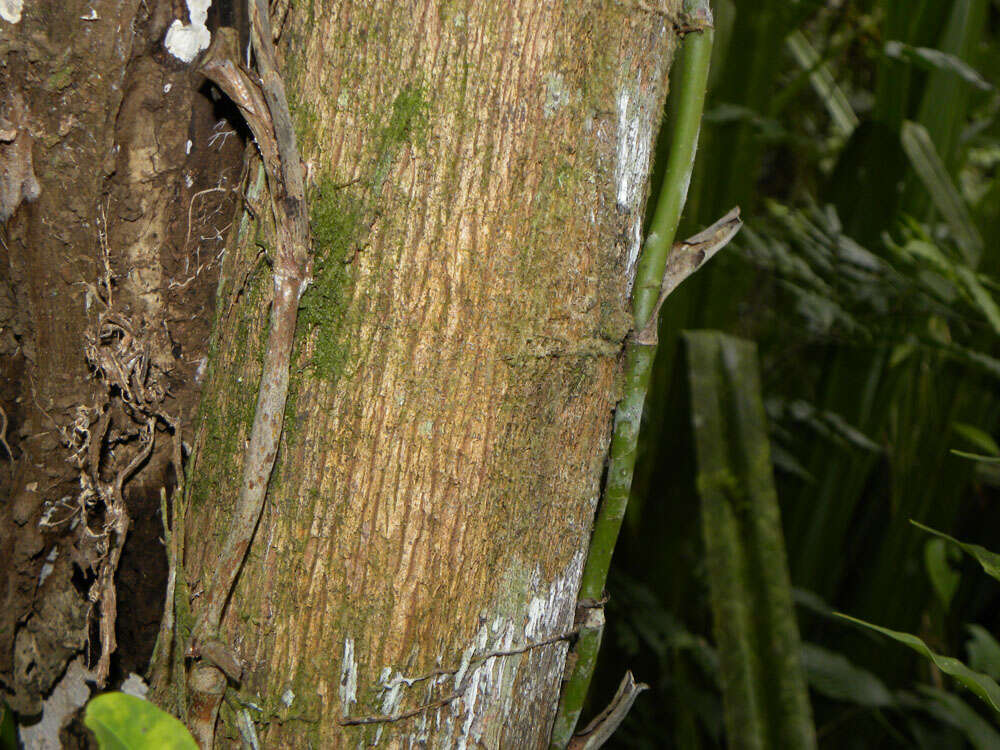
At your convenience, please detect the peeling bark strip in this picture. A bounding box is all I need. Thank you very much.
[191,1,311,644]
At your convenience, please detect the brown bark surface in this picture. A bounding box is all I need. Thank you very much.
[177,1,680,746]
[1,0,243,715]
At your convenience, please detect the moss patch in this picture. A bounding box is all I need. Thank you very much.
[372,84,430,192]
[297,181,364,381]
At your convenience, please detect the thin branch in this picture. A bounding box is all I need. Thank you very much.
[340,627,579,726]
[192,13,311,648]
[339,692,462,727]
[0,402,12,459]
[185,5,312,745]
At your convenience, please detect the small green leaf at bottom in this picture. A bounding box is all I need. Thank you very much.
[84,693,197,750]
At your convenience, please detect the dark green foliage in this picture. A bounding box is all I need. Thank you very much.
[0,701,14,750]
[592,0,1000,746]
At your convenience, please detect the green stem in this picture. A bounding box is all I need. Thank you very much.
[550,7,714,747]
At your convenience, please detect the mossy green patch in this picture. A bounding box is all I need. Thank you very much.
[186,256,270,511]
[45,65,74,91]
[297,181,363,381]
[383,84,430,149]
[372,84,430,192]
[288,91,319,152]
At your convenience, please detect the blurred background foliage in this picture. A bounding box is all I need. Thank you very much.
[593,0,1000,746]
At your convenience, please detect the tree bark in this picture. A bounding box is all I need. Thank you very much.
[173,1,680,746]
[1,0,682,745]
[1,0,243,717]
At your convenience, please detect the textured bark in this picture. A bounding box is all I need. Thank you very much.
[0,0,243,716]
[178,1,680,746]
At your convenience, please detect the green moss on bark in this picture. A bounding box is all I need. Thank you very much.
[297,182,363,382]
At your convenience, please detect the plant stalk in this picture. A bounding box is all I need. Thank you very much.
[550,5,715,746]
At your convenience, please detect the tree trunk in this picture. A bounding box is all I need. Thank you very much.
[2,0,681,746]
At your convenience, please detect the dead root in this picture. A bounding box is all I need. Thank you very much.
[37,207,182,687]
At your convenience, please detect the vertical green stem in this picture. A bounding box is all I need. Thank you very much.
[550,6,715,746]
[685,332,816,749]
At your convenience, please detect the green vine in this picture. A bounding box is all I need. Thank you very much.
[550,4,716,746]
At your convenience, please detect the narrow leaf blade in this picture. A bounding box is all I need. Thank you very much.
[836,615,1000,714]
[911,520,1000,581]
[900,121,984,264]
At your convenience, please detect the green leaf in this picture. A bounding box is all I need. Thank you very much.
[800,643,893,707]
[951,423,1000,456]
[893,238,954,276]
[911,521,1000,582]
[915,686,1000,750]
[950,450,1000,464]
[966,626,1000,682]
[1,700,16,750]
[955,266,1000,334]
[84,693,197,750]
[944,345,1000,381]
[786,30,858,137]
[884,41,994,92]
[900,121,984,265]
[925,538,961,610]
[836,614,1000,714]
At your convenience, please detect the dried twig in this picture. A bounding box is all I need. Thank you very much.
[339,691,462,727]
[339,627,579,726]
[633,206,743,345]
[93,416,155,685]
[567,672,648,750]
[0,402,11,459]
[185,5,312,744]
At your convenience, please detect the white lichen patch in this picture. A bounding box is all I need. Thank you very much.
[37,546,58,587]
[615,74,659,282]
[0,0,22,24]
[164,0,212,63]
[366,552,586,746]
[448,550,586,747]
[120,672,150,699]
[615,80,654,215]
[339,637,358,716]
[374,670,407,745]
[544,72,572,119]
